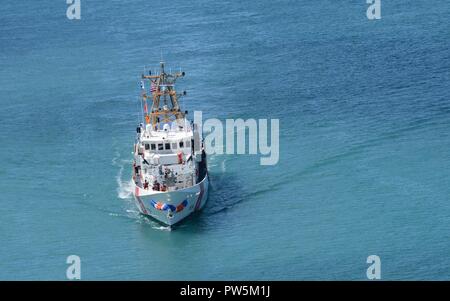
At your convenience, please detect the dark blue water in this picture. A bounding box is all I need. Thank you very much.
[1,0,449,279]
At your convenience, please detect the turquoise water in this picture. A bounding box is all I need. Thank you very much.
[1,0,450,280]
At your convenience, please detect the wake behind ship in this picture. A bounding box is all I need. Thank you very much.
[132,61,209,226]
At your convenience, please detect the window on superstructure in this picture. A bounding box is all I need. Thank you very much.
[179,141,184,148]
[172,143,177,149]
[165,143,170,150]
[158,143,163,151]
[145,144,150,150]
[185,140,191,148]
[151,144,156,150]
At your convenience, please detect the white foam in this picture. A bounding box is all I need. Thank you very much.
[114,151,134,200]
[117,170,134,200]
[152,225,172,231]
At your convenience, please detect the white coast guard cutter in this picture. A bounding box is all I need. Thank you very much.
[132,61,208,226]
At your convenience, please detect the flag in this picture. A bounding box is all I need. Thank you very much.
[150,81,157,93]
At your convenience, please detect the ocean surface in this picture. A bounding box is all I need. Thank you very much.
[1,0,450,280]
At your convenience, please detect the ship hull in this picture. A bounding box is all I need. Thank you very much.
[133,174,209,226]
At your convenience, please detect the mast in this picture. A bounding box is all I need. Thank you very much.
[140,61,186,128]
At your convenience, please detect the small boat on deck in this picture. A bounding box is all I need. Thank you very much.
[132,61,209,226]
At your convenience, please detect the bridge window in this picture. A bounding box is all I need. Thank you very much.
[179,141,184,148]
[185,140,191,148]
[145,144,150,150]
[172,143,177,149]
[151,144,156,150]
[165,143,171,150]
[158,143,163,151]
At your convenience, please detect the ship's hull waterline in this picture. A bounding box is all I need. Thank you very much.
[133,174,209,226]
